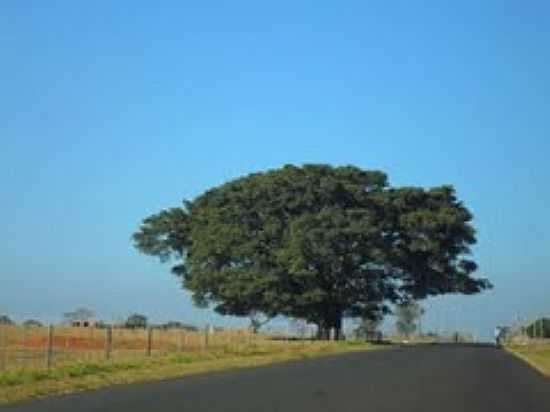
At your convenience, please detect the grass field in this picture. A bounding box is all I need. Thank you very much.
[506,342,550,376]
[0,339,376,404]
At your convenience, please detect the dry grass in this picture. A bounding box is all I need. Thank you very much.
[0,340,376,404]
[0,325,251,370]
[506,342,550,376]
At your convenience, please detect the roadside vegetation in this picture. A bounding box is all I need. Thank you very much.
[506,343,550,376]
[0,164,493,403]
[0,340,376,404]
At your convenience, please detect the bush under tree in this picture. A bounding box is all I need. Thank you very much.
[157,321,198,331]
[355,316,383,340]
[395,301,424,338]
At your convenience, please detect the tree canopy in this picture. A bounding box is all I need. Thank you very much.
[125,313,148,329]
[133,164,491,339]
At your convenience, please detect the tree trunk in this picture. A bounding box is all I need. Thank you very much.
[316,323,330,340]
[317,313,343,341]
[333,316,343,341]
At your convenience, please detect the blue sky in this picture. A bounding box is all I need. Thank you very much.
[1,1,549,337]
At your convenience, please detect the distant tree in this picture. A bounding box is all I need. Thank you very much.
[94,320,109,329]
[0,315,14,325]
[63,308,95,324]
[395,302,424,338]
[133,164,491,340]
[125,313,148,329]
[526,318,550,338]
[181,324,199,332]
[22,319,43,328]
[157,321,199,331]
[498,326,511,340]
[355,316,382,339]
[158,321,184,329]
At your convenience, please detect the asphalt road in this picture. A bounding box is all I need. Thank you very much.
[2,344,550,412]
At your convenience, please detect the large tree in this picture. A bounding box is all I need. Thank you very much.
[133,164,491,339]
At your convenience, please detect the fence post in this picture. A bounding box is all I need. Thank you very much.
[105,326,113,360]
[177,330,183,352]
[146,328,153,357]
[0,324,6,371]
[204,325,209,349]
[45,325,54,370]
[158,328,162,355]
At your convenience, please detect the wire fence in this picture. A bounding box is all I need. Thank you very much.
[502,314,550,346]
[0,324,256,372]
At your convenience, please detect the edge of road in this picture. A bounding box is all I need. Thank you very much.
[0,341,386,405]
[504,346,549,378]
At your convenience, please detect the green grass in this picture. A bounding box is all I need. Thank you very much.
[506,343,550,376]
[0,362,138,387]
[0,340,377,404]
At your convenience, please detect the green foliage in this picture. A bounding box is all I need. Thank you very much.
[156,321,198,331]
[355,317,382,339]
[133,164,491,337]
[171,353,198,364]
[0,341,374,394]
[0,363,116,387]
[0,315,14,325]
[125,313,148,329]
[381,186,491,299]
[22,319,42,328]
[94,320,109,329]
[526,318,550,338]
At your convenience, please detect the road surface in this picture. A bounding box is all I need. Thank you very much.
[2,344,549,412]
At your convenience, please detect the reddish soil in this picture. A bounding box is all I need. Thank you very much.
[16,335,160,350]
[17,335,107,350]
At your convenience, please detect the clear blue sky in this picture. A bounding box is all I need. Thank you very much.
[1,1,549,337]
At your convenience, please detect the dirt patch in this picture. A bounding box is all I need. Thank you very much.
[17,336,106,350]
